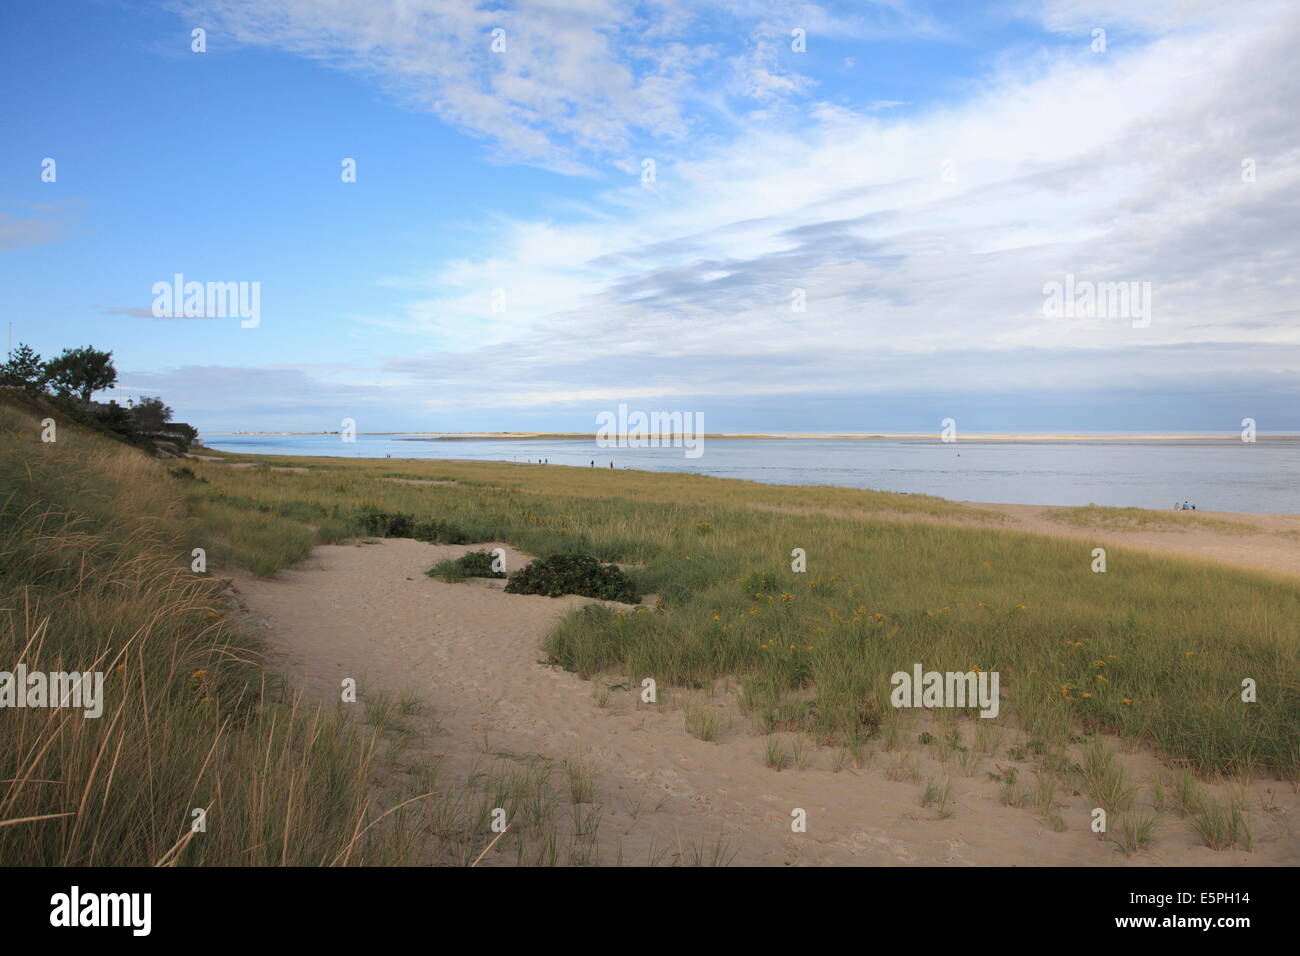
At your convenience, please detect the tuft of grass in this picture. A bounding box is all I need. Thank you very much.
[765,737,791,771]
[564,761,596,805]
[886,753,921,783]
[684,704,720,742]
[1191,799,1253,851]
[1078,743,1136,814]
[1172,770,1206,816]
[1111,812,1160,855]
[999,776,1030,808]
[678,835,738,867]
[921,778,954,817]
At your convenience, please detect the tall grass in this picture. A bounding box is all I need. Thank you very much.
[0,404,496,865]
[1049,504,1261,535]
[8,395,1296,868]
[157,434,1300,782]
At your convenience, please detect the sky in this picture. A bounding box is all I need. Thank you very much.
[2,0,1297,434]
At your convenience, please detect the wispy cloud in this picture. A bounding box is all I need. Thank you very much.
[153,0,1300,429]
[0,204,78,251]
[174,0,938,171]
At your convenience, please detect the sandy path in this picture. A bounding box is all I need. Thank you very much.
[230,538,1298,867]
[969,504,1300,580]
[742,500,1300,580]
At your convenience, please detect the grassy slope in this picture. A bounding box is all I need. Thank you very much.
[1049,504,1262,535]
[4,395,1296,867]
[0,402,456,865]
[179,448,1299,780]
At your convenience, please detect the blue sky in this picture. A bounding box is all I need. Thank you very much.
[2,0,1297,434]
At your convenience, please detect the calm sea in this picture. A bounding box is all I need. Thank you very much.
[202,434,1300,514]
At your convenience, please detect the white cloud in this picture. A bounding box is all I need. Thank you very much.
[167,0,1300,424]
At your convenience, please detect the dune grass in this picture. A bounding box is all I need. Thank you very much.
[155,441,1300,783]
[0,402,620,866]
[6,395,1295,868]
[1049,504,1262,535]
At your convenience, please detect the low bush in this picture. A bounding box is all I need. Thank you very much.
[506,553,639,604]
[427,549,506,582]
[352,507,471,544]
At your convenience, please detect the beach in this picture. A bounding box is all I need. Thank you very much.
[192,449,1299,866]
[231,532,1298,865]
[203,434,1300,515]
[6,397,1298,869]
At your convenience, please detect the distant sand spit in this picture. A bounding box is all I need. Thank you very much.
[208,431,1300,442]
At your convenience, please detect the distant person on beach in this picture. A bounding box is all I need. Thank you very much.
[609,461,613,468]
[1182,501,1190,510]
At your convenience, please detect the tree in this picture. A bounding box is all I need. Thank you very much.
[132,395,173,432]
[44,346,117,402]
[0,343,47,393]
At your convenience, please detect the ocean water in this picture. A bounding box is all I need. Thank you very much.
[202,434,1300,514]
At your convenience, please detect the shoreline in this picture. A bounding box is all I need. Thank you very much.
[204,431,1300,442]
[192,449,1300,520]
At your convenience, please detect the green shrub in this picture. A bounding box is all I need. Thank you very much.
[506,553,639,604]
[352,507,470,544]
[411,518,470,545]
[427,549,506,582]
[353,507,411,537]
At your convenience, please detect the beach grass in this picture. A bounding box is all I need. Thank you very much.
[4,396,1296,870]
[0,401,619,866]
[1048,504,1262,535]
[152,442,1300,782]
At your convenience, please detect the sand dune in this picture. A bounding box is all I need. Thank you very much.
[971,504,1300,580]
[231,538,1299,867]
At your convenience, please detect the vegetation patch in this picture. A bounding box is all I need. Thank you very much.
[168,465,208,482]
[427,549,507,582]
[104,417,1300,780]
[1049,504,1260,536]
[352,507,472,544]
[506,553,640,604]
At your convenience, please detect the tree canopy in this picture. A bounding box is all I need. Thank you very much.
[44,346,117,402]
[131,395,173,432]
[0,343,46,394]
